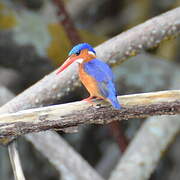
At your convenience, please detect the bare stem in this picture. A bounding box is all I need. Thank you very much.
[108,121,129,152]
[8,141,25,180]
[52,0,81,45]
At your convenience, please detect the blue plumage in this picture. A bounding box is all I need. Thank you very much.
[69,43,96,56]
[84,59,121,109]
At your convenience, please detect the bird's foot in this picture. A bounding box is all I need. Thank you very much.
[82,97,105,109]
[82,96,94,103]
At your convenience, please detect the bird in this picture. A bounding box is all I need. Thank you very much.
[56,43,121,110]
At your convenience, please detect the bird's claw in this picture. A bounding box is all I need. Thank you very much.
[81,96,94,103]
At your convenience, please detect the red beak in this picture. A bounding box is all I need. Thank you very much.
[56,56,78,74]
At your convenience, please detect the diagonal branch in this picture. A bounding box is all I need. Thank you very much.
[26,131,104,180]
[95,7,180,64]
[109,115,180,180]
[0,90,180,140]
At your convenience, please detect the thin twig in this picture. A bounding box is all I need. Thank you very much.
[0,90,180,140]
[0,87,25,180]
[108,121,129,152]
[8,141,25,180]
[52,0,81,45]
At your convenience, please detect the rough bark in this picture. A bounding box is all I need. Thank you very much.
[0,90,179,140]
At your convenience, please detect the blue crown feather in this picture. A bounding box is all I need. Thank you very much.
[68,43,96,56]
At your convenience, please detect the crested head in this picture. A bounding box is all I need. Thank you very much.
[68,43,96,56]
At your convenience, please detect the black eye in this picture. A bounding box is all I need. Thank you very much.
[75,51,80,56]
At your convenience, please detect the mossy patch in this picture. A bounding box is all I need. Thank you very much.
[47,23,72,65]
[0,2,17,29]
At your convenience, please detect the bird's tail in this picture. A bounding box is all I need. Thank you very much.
[109,96,121,110]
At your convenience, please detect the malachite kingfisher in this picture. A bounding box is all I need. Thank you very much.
[56,43,121,110]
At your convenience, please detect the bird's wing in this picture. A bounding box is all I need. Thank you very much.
[83,59,117,98]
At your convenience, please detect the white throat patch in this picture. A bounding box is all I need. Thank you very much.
[76,58,84,64]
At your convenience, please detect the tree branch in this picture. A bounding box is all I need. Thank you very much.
[0,90,180,140]
[26,131,104,180]
[96,7,180,65]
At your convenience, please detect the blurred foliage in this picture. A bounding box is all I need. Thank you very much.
[0,0,106,66]
[0,2,17,29]
[0,0,179,66]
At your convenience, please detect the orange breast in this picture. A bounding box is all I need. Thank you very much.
[79,64,102,98]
